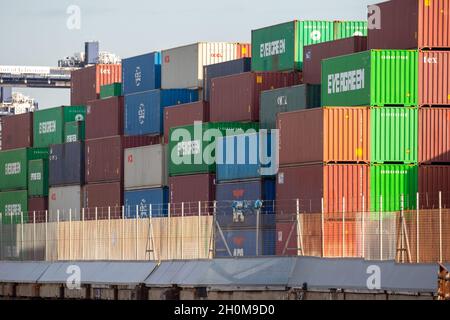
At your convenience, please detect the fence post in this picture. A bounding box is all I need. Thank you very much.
[321,198,325,258]
[416,192,420,264]
[82,208,85,261]
[439,191,443,263]
[69,208,72,261]
[198,201,201,259]
[296,199,303,256]
[362,194,365,259]
[95,207,98,261]
[379,195,383,261]
[181,202,184,260]
[135,205,139,261]
[121,206,125,261]
[20,211,24,261]
[212,201,217,259]
[256,206,260,257]
[400,194,404,263]
[33,211,36,261]
[0,213,3,260]
[45,211,48,261]
[342,197,346,258]
[57,210,60,261]
[167,203,171,260]
[108,206,111,261]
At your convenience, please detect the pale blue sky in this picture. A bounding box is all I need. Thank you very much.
[0,0,378,108]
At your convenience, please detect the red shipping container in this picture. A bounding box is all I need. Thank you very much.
[303,36,367,84]
[28,197,48,223]
[86,97,124,139]
[164,101,209,144]
[236,43,252,59]
[368,0,450,49]
[84,182,123,220]
[169,174,216,216]
[419,51,450,106]
[419,108,450,163]
[210,71,302,122]
[1,113,33,150]
[323,219,361,258]
[419,166,450,209]
[71,64,122,106]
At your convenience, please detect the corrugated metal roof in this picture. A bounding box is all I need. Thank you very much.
[0,261,50,283]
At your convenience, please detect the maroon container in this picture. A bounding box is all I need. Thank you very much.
[86,97,124,140]
[28,197,48,223]
[419,108,450,164]
[303,36,367,84]
[210,71,302,122]
[169,174,216,216]
[84,182,123,220]
[164,101,209,144]
[1,113,33,150]
[419,166,450,209]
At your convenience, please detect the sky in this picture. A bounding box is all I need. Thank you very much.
[0,0,378,108]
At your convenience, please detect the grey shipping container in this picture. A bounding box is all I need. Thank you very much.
[49,142,85,187]
[48,185,83,222]
[260,84,321,129]
[124,144,168,190]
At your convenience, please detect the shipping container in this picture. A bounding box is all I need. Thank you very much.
[203,58,252,101]
[28,197,48,223]
[371,107,418,164]
[84,182,122,220]
[48,186,82,222]
[100,83,122,99]
[419,166,450,209]
[124,187,168,218]
[276,164,370,215]
[334,21,368,39]
[0,148,49,191]
[169,174,216,216]
[215,228,276,257]
[64,121,85,143]
[124,144,168,190]
[278,108,370,165]
[321,50,418,107]
[124,89,198,136]
[28,159,49,197]
[122,52,161,95]
[33,106,86,148]
[49,142,84,187]
[71,64,122,105]
[161,42,251,89]
[1,113,33,150]
[163,101,209,144]
[210,71,301,122]
[168,122,259,176]
[85,97,123,139]
[303,36,367,84]
[419,108,450,164]
[419,51,450,106]
[368,0,450,49]
[0,190,28,224]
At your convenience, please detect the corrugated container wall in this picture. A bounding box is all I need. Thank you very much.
[334,21,368,39]
[122,52,161,95]
[100,83,122,99]
[124,187,168,218]
[64,121,85,143]
[419,108,450,164]
[86,97,124,140]
[419,166,450,209]
[49,142,85,187]
[161,42,251,89]
[1,113,33,150]
[28,197,48,223]
[84,182,123,220]
[215,229,276,257]
[210,71,301,122]
[419,51,450,106]
[48,186,83,222]
[28,159,49,197]
[0,190,28,224]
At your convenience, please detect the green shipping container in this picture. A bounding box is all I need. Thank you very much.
[370,164,418,214]
[169,122,259,176]
[371,107,418,164]
[321,50,418,107]
[100,83,122,99]
[64,121,85,143]
[0,148,49,191]
[33,106,86,148]
[0,190,28,224]
[28,159,49,197]
[252,20,334,72]
[334,21,368,39]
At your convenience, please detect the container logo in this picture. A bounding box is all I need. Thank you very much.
[100,69,111,75]
[128,154,133,163]
[278,172,284,184]
[138,103,146,125]
[423,56,438,64]
[210,53,224,58]
[5,204,22,217]
[327,69,365,94]
[66,134,78,143]
[5,162,20,175]
[232,189,245,198]
[164,55,170,63]
[259,39,286,58]
[30,172,42,181]
[310,30,322,41]
[177,140,201,157]
[305,50,312,61]
[75,114,84,121]
[135,66,142,87]
[138,199,149,218]
[39,121,57,134]
[277,96,288,106]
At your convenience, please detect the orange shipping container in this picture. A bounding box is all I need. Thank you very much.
[419,108,450,164]
[419,51,450,106]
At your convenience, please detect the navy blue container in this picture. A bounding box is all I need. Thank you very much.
[215,228,276,257]
[49,142,85,186]
[124,89,198,136]
[203,58,251,101]
[122,52,162,95]
[124,187,168,218]
[0,87,12,103]
[85,41,99,65]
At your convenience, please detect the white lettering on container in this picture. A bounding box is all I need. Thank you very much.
[39,121,56,134]
[5,162,21,175]
[177,140,201,157]
[327,69,365,94]
[259,39,286,58]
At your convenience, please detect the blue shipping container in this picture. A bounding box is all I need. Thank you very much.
[125,89,198,136]
[85,41,99,65]
[215,228,276,257]
[49,142,85,186]
[122,52,162,95]
[203,58,251,101]
[0,87,12,103]
[124,187,168,218]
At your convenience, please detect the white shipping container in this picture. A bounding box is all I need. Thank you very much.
[49,186,83,222]
[124,144,168,190]
[161,42,248,89]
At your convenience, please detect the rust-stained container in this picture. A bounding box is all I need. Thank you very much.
[276,164,370,215]
[210,71,302,122]
[163,101,209,144]
[85,97,124,140]
[28,197,48,223]
[368,0,450,49]
[84,182,123,220]
[419,51,450,106]
[419,108,450,164]
[419,165,450,209]
[303,36,367,84]
[1,113,33,150]
[71,64,122,105]
[169,174,216,216]
[278,108,370,166]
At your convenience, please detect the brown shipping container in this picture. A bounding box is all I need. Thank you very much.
[86,135,157,184]
[71,64,122,105]
[419,108,450,164]
[278,108,370,166]
[419,166,450,209]
[84,182,123,220]
[368,0,450,49]
[28,197,48,223]
[164,101,209,144]
[276,164,370,215]
[419,51,450,106]
[210,71,302,122]
[1,113,33,150]
[169,174,216,216]
[303,36,367,84]
[86,97,124,140]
